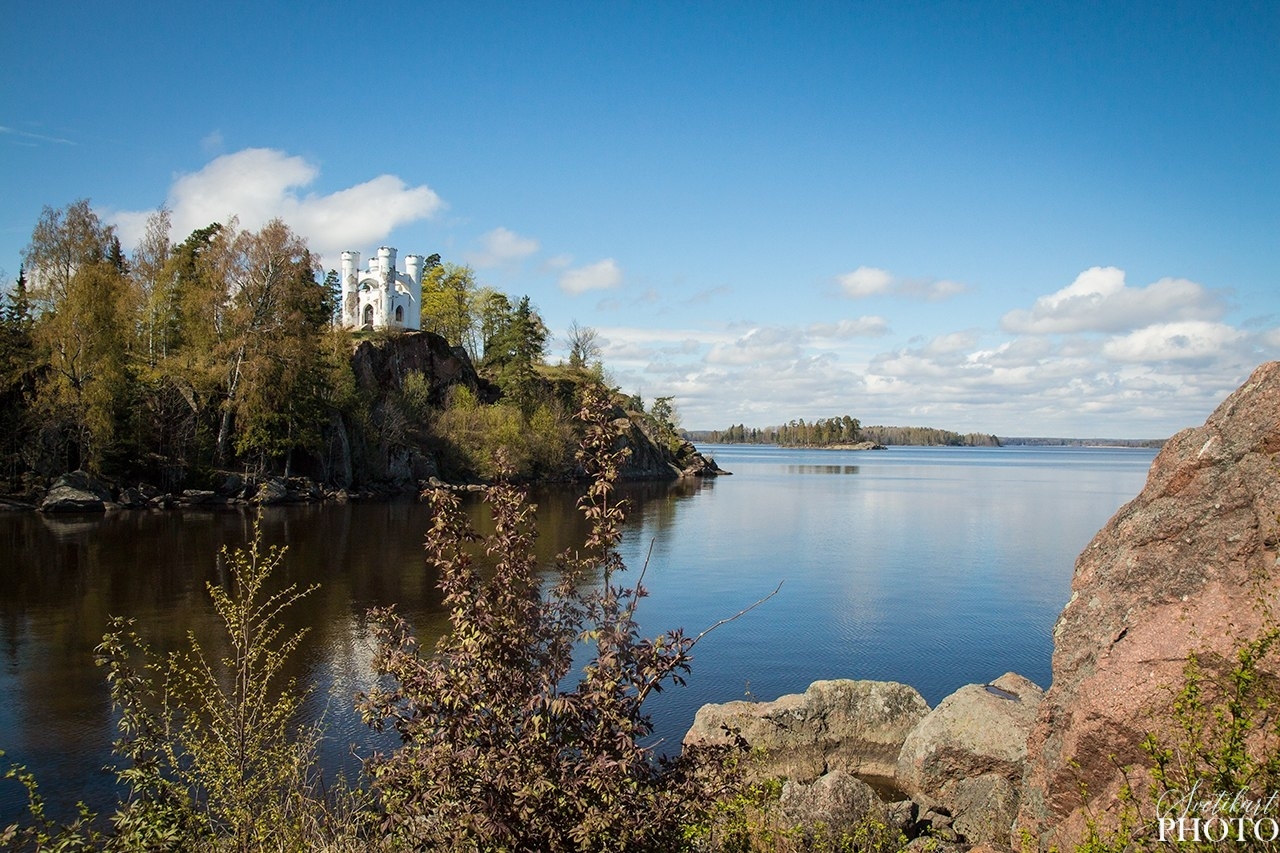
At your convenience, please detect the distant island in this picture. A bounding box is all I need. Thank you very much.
[688,417,1166,449]
[688,417,1001,448]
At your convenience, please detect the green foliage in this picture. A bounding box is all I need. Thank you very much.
[420,262,478,357]
[433,383,572,481]
[6,202,654,490]
[93,521,373,852]
[31,257,135,472]
[0,267,36,490]
[647,395,686,455]
[358,385,741,851]
[484,294,549,416]
[707,415,862,447]
[397,369,434,424]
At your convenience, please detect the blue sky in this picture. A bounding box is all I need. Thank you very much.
[3,1,1277,437]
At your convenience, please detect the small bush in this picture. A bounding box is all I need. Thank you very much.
[358,384,743,851]
[95,522,374,852]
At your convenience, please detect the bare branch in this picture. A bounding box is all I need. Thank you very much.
[691,581,784,649]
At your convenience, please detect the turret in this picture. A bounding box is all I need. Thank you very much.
[402,254,425,331]
[377,247,397,286]
[339,251,359,326]
[404,253,424,287]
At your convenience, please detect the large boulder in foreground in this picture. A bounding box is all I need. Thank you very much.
[684,679,929,782]
[38,470,114,513]
[895,672,1043,802]
[1016,361,1280,849]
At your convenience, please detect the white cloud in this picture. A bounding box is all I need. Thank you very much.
[835,266,969,301]
[921,330,981,356]
[560,258,622,295]
[836,266,893,298]
[1102,321,1247,363]
[466,226,540,267]
[110,148,444,265]
[1001,266,1226,334]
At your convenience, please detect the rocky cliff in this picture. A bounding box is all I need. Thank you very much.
[322,331,723,490]
[1016,361,1280,848]
[329,331,498,489]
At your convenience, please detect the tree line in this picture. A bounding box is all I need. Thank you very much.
[0,200,613,493]
[698,417,1000,447]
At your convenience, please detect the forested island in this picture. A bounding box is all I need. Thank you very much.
[690,417,1001,447]
[0,201,716,505]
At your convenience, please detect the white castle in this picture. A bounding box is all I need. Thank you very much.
[339,247,427,331]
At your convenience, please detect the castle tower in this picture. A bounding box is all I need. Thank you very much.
[338,247,422,332]
[340,251,360,328]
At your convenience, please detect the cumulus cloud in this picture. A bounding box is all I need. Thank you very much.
[110,148,444,264]
[836,266,968,301]
[600,309,1262,436]
[1001,266,1226,334]
[559,258,622,295]
[467,226,540,267]
[1102,321,1248,364]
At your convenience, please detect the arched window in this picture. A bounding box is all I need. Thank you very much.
[362,304,374,328]
[394,305,404,323]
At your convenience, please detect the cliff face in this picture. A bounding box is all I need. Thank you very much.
[617,415,727,480]
[348,331,498,408]
[323,331,719,490]
[319,331,497,490]
[1016,361,1280,848]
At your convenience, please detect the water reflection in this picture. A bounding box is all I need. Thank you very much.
[785,464,861,475]
[0,477,714,824]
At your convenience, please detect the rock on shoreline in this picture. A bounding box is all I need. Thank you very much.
[684,672,1043,848]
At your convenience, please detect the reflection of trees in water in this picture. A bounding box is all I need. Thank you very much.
[0,479,714,824]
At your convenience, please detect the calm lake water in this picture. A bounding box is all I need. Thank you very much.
[0,443,1157,825]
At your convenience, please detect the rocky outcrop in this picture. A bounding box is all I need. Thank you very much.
[1016,361,1280,849]
[338,331,495,489]
[348,330,497,408]
[616,417,728,480]
[38,470,114,513]
[896,672,1043,802]
[684,679,929,782]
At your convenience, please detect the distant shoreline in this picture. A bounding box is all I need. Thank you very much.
[997,437,1165,449]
